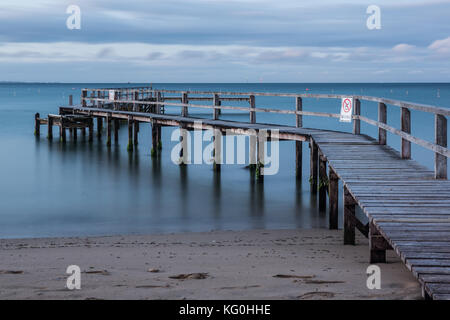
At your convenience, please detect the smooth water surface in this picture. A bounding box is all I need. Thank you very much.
[0,83,448,238]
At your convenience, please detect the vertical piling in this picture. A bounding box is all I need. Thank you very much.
[106,115,112,147]
[353,99,361,135]
[127,117,133,152]
[213,128,222,172]
[34,113,40,136]
[97,117,103,138]
[114,119,119,143]
[134,121,139,146]
[344,185,356,245]
[151,121,158,157]
[401,107,411,159]
[318,152,327,209]
[309,138,318,193]
[213,94,220,120]
[47,116,53,140]
[328,167,339,230]
[256,130,265,182]
[60,122,66,143]
[88,118,94,142]
[182,92,188,117]
[435,114,447,179]
[296,97,303,180]
[249,95,256,124]
[378,102,387,145]
[369,222,390,263]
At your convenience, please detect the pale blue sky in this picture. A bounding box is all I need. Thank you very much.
[0,0,449,82]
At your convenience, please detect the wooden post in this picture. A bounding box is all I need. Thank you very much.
[127,116,133,152]
[88,119,94,142]
[249,95,256,124]
[114,91,119,111]
[435,114,447,179]
[97,117,103,138]
[34,113,40,136]
[369,222,390,263]
[256,130,265,182]
[179,125,188,165]
[97,90,102,108]
[344,185,356,245]
[182,92,188,117]
[353,98,360,135]
[151,121,158,157]
[401,107,411,159]
[73,127,77,141]
[309,138,318,193]
[213,94,220,120]
[69,95,73,106]
[60,121,66,143]
[249,134,257,170]
[81,89,87,107]
[296,97,302,180]
[319,153,327,208]
[106,115,112,147]
[134,91,139,112]
[134,120,139,146]
[378,102,387,145]
[213,129,221,172]
[114,119,119,143]
[328,167,338,230]
[47,116,53,140]
[156,92,162,149]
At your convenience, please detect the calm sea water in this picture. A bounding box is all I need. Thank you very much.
[0,83,449,239]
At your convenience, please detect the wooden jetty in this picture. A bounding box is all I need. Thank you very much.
[35,87,450,300]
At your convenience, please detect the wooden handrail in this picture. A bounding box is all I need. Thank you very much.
[79,88,449,179]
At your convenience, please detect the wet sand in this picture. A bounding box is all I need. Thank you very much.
[0,229,422,300]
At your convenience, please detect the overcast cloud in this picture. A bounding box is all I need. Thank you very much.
[0,0,449,82]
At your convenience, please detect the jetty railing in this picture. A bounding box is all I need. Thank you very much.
[80,87,449,179]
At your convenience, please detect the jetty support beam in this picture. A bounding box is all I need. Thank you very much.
[319,152,327,209]
[344,185,356,245]
[127,116,133,152]
[106,115,112,147]
[34,113,40,136]
[328,167,339,230]
[309,138,318,193]
[369,222,391,263]
[296,97,302,180]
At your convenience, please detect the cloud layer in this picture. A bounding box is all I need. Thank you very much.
[0,0,449,82]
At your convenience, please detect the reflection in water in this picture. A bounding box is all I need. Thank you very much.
[8,82,435,238]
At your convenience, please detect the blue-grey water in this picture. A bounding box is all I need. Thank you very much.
[0,83,448,239]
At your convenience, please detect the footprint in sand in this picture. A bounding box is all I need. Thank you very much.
[0,270,24,274]
[83,270,110,276]
[169,273,209,280]
[297,292,335,300]
[273,274,315,279]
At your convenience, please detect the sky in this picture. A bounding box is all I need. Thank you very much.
[0,0,449,83]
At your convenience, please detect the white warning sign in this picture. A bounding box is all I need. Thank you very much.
[340,97,354,122]
[108,90,115,101]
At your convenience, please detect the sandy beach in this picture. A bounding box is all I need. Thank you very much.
[0,229,421,300]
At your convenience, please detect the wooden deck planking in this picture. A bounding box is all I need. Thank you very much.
[310,130,450,300]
